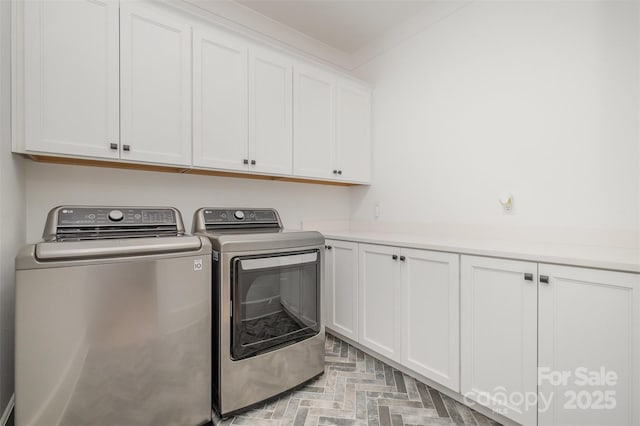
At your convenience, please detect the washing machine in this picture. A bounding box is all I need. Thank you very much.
[15,206,212,426]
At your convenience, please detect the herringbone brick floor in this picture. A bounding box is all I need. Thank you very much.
[215,333,502,426]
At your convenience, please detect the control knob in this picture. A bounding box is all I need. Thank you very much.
[108,209,124,222]
[234,210,245,220]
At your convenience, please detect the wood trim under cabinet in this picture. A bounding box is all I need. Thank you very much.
[25,154,362,187]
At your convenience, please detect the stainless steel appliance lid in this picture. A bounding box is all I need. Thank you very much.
[43,205,186,242]
[16,236,211,270]
[204,229,324,252]
[36,236,204,260]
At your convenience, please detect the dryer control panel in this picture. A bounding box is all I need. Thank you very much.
[196,208,282,230]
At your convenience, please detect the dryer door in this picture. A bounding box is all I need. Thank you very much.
[230,249,320,360]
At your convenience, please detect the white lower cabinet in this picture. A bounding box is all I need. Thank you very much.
[401,249,460,392]
[325,241,639,426]
[538,264,640,426]
[461,255,538,426]
[356,243,460,382]
[358,244,402,362]
[324,240,359,341]
[461,256,639,426]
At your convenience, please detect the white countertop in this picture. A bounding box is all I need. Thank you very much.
[322,230,640,274]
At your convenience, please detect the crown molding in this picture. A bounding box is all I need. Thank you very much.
[350,1,473,71]
[166,0,475,74]
[178,0,353,70]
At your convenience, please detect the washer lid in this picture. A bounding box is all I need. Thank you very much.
[34,236,204,261]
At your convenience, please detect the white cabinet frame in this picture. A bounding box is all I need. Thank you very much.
[192,26,248,171]
[401,249,460,391]
[120,2,192,166]
[249,47,293,175]
[23,0,120,159]
[324,240,359,340]
[538,264,640,426]
[461,255,538,426]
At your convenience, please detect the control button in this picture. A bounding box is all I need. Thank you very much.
[87,214,96,220]
[108,210,124,222]
[234,210,245,220]
[134,214,141,220]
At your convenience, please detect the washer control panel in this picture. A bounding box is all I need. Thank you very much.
[202,209,279,227]
[108,210,124,222]
[57,207,176,226]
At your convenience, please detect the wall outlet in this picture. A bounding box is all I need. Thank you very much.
[374,202,380,219]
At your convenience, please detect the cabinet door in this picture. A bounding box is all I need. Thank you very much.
[324,240,358,340]
[293,64,336,180]
[249,47,292,175]
[120,3,191,166]
[538,264,640,426]
[193,27,248,171]
[24,0,119,158]
[401,249,460,391]
[461,255,537,426]
[358,244,402,361]
[335,81,371,183]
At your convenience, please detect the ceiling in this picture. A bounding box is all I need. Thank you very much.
[234,0,430,54]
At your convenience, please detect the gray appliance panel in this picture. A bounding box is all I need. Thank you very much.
[42,206,186,242]
[199,230,325,253]
[215,246,325,416]
[192,207,282,232]
[35,236,203,262]
[15,237,209,270]
[15,253,212,426]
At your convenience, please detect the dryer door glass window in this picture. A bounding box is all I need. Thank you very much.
[231,250,320,360]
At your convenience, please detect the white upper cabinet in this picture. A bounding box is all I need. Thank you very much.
[193,27,248,171]
[23,0,119,158]
[249,47,293,175]
[293,64,336,180]
[120,3,192,166]
[293,63,372,183]
[324,240,359,341]
[358,243,402,362]
[401,249,460,392]
[336,80,371,183]
[17,2,370,183]
[461,255,538,426]
[538,264,640,426]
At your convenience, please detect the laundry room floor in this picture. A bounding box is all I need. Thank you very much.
[214,333,502,426]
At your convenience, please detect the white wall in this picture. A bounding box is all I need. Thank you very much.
[351,1,640,244]
[0,0,26,417]
[24,162,351,242]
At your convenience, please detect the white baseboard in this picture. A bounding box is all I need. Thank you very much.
[1,394,14,426]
